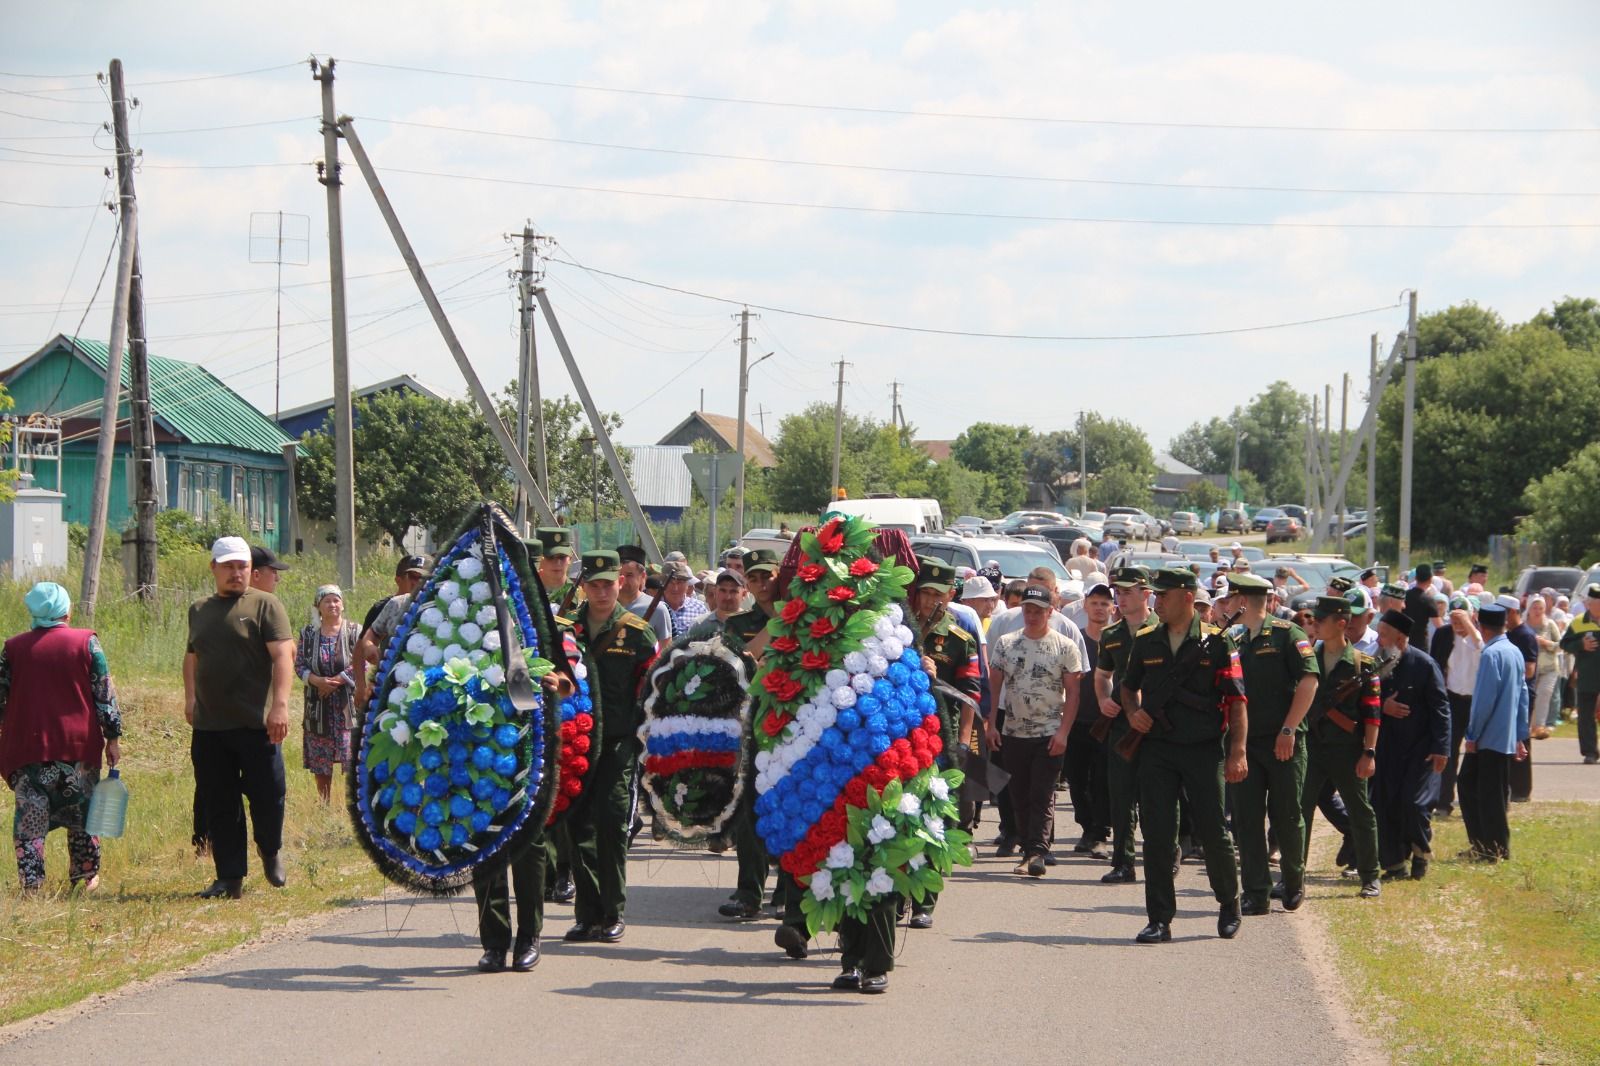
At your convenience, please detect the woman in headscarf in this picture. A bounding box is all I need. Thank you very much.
[0,581,123,893]
[296,585,361,803]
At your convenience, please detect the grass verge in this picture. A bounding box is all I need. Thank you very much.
[1316,803,1600,1066]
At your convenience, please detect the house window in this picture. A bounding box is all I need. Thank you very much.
[176,461,226,520]
[263,471,279,532]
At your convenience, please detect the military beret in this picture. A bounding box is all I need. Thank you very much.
[581,549,620,583]
[743,547,781,574]
[615,544,648,567]
[535,526,575,557]
[1313,595,1351,620]
[1226,572,1272,595]
[1150,567,1197,592]
[915,555,957,593]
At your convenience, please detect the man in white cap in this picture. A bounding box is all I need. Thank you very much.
[959,575,1000,632]
[1229,542,1246,564]
[185,536,295,899]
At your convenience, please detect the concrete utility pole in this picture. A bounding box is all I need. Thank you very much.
[81,59,140,622]
[514,225,549,533]
[106,60,158,599]
[1398,290,1418,574]
[1366,334,1378,565]
[1079,410,1088,516]
[754,404,769,437]
[1309,332,1403,555]
[733,307,766,538]
[890,380,901,432]
[1336,372,1349,556]
[830,360,848,501]
[312,58,356,592]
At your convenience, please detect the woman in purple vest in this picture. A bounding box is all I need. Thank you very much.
[0,581,123,893]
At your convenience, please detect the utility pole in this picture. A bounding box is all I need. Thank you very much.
[830,360,849,501]
[890,380,901,432]
[1336,372,1349,556]
[514,225,549,533]
[734,307,762,538]
[754,404,769,437]
[1078,410,1087,516]
[1231,419,1244,508]
[1322,383,1334,517]
[312,58,356,592]
[81,59,140,622]
[1366,334,1378,565]
[106,60,157,599]
[1398,290,1418,574]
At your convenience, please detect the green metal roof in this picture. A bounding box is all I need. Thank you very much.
[61,336,293,455]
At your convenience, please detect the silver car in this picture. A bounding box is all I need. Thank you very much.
[1169,511,1205,536]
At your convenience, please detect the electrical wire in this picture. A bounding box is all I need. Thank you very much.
[619,326,738,417]
[42,212,121,412]
[0,105,102,126]
[0,116,315,141]
[0,196,107,209]
[44,174,113,338]
[549,257,1407,342]
[342,59,1600,135]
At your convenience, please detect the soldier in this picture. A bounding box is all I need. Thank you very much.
[906,555,980,928]
[1225,572,1319,916]
[1120,568,1248,943]
[725,548,781,644]
[563,550,658,944]
[534,527,579,612]
[1301,596,1383,899]
[1093,566,1152,884]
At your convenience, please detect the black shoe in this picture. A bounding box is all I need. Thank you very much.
[860,972,889,994]
[1026,854,1046,878]
[706,832,731,854]
[774,924,809,959]
[1101,865,1137,884]
[1282,887,1305,912]
[1334,840,1355,869]
[1135,922,1171,944]
[994,837,1018,859]
[1584,755,1598,765]
[258,848,287,888]
[551,875,576,904]
[564,922,597,942]
[1240,897,1269,916]
[1218,902,1242,939]
[512,937,540,972]
[477,950,507,973]
[1073,834,1096,853]
[718,900,760,920]
[1359,880,1381,899]
[198,878,242,900]
[1269,881,1285,900]
[908,911,934,929]
[1410,856,1429,880]
[831,968,863,991]
[1381,865,1410,881]
[598,919,626,943]
[1042,851,1058,866]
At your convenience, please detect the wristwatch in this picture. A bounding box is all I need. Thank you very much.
[1279,727,1293,737]
[1362,747,1377,759]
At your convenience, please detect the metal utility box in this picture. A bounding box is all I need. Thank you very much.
[0,483,68,579]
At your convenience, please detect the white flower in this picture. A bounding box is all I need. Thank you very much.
[387,687,406,707]
[442,644,466,663]
[881,637,904,660]
[866,867,895,896]
[421,646,443,667]
[894,625,914,646]
[754,750,772,773]
[908,852,927,871]
[475,604,498,627]
[389,720,412,745]
[927,775,950,802]
[867,654,890,677]
[448,598,470,621]
[832,685,857,709]
[455,556,484,580]
[842,879,857,905]
[923,815,946,842]
[684,675,702,696]
[457,622,484,646]
[393,662,418,686]
[419,607,445,629]
[482,631,502,653]
[867,814,896,845]
[468,649,489,665]
[405,633,432,657]
[572,661,587,681]
[843,651,869,675]
[887,603,903,624]
[873,617,896,641]
[825,841,855,869]
[434,620,455,642]
[469,580,491,603]
[851,672,875,695]
[437,580,462,604]
[480,664,506,688]
[674,782,688,805]
[898,793,922,817]
[824,669,850,691]
[810,868,836,901]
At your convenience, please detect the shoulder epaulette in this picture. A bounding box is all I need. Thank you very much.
[554,614,575,628]
[1270,618,1292,630]
[621,612,653,632]
[947,622,973,644]
[1134,621,1159,637]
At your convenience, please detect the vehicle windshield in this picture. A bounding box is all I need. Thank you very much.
[975,549,1070,581]
[1081,511,1106,523]
[1255,508,1284,519]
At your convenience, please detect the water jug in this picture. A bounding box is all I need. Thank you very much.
[85,768,128,839]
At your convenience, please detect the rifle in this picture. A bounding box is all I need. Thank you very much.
[1308,651,1398,735]
[1113,610,1241,762]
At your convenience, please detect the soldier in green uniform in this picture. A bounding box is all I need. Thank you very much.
[533,527,580,904]
[1302,595,1384,899]
[905,556,980,929]
[535,527,580,614]
[724,548,781,643]
[1120,568,1248,943]
[563,550,659,943]
[1093,566,1152,884]
[1225,572,1319,916]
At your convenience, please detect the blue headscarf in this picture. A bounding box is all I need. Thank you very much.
[24,581,71,629]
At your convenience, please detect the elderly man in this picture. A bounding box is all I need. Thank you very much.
[615,545,672,645]
[1372,609,1451,879]
[660,561,709,638]
[1066,538,1099,582]
[1458,603,1530,861]
[0,583,123,893]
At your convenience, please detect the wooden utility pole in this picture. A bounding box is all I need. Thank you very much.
[890,380,901,432]
[515,226,535,533]
[734,307,754,537]
[1336,372,1349,556]
[312,58,356,592]
[81,62,140,622]
[1366,334,1378,566]
[830,360,848,500]
[1398,290,1418,574]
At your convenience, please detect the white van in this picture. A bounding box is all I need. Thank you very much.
[823,497,944,535]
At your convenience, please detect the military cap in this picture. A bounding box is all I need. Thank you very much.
[535,527,575,557]
[1150,567,1198,592]
[1344,587,1372,616]
[1226,572,1272,595]
[581,549,621,583]
[615,544,649,568]
[521,537,544,560]
[743,547,781,575]
[915,555,957,594]
[1313,594,1352,620]
[1328,575,1355,594]
[1111,565,1152,588]
[1380,582,1407,600]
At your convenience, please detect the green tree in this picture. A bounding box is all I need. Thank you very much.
[1178,480,1227,517]
[1529,296,1600,353]
[1168,418,1232,474]
[768,403,883,512]
[952,422,1029,513]
[1416,301,1505,360]
[496,387,630,520]
[1086,464,1152,510]
[1520,441,1600,564]
[1168,383,1308,504]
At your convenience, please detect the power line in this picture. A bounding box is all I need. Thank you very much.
[342,59,1600,135]
[363,115,1600,200]
[0,196,108,209]
[0,70,99,80]
[550,256,1406,342]
[0,105,102,126]
[619,325,738,417]
[0,115,315,141]
[368,164,1600,230]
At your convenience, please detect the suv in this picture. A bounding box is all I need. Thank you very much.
[1169,511,1205,536]
[1512,566,1585,604]
[909,534,1070,584]
[1217,508,1247,534]
[1251,507,1285,532]
[1277,504,1309,524]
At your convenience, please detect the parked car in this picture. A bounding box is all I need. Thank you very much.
[1079,510,1108,525]
[1107,550,1188,574]
[1179,540,1220,559]
[993,510,1073,535]
[1251,507,1285,532]
[1512,566,1586,604]
[1217,508,1247,535]
[1259,554,1362,591]
[909,534,1070,584]
[950,514,991,535]
[1102,512,1146,541]
[1105,506,1169,538]
[1169,511,1205,536]
[1277,504,1309,524]
[1265,516,1302,544]
[1025,524,1103,560]
[738,528,793,555]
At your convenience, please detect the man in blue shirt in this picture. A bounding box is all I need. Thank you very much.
[1457,603,1530,861]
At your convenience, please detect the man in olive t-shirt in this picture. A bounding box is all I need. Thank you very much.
[184,536,295,899]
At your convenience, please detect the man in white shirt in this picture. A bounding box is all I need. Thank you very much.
[1437,602,1483,818]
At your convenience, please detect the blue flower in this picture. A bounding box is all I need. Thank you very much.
[473,745,496,770]
[394,763,416,784]
[450,795,474,818]
[910,670,931,693]
[472,777,496,801]
[424,774,450,798]
[821,731,845,753]
[393,810,417,835]
[493,752,518,776]
[419,748,443,770]
[856,695,881,716]
[471,810,492,833]
[449,766,472,788]
[917,692,937,713]
[836,709,861,731]
[851,729,873,750]
[371,762,390,784]
[866,714,889,735]
[873,679,895,702]
[417,826,442,851]
[377,786,396,810]
[449,822,469,847]
[401,783,423,808]
[422,801,445,826]
[448,743,469,766]
[491,787,511,810]
[493,724,520,748]
[423,666,447,687]
[887,662,909,686]
[796,778,816,800]
[869,733,891,756]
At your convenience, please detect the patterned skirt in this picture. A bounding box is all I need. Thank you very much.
[303,727,353,775]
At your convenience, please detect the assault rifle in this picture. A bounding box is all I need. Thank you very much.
[1308,649,1399,735]
[1113,610,1242,762]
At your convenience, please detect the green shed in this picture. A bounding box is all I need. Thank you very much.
[1,334,295,551]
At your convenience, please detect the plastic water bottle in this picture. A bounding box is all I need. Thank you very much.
[85,768,128,839]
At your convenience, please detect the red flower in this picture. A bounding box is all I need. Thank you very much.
[809,617,837,638]
[562,776,583,796]
[798,564,827,584]
[570,735,590,755]
[770,635,799,653]
[849,558,879,578]
[568,756,589,777]
[559,722,577,741]
[763,669,796,696]
[844,779,869,807]
[816,518,844,554]
[761,712,793,737]
[800,651,831,672]
[827,586,855,602]
[780,598,808,624]
[922,715,942,734]
[575,713,595,733]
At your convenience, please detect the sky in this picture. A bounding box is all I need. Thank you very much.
[3,1,1598,457]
